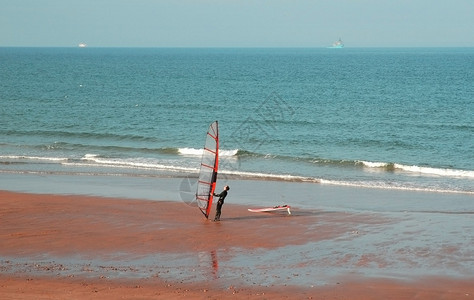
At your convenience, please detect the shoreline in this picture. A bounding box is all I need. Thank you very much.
[1,173,472,210]
[1,189,473,298]
[1,169,472,197]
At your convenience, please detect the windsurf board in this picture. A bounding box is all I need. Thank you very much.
[248,205,291,215]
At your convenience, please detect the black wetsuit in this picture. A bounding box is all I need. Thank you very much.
[213,190,228,221]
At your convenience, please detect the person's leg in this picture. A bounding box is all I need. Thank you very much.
[214,201,222,221]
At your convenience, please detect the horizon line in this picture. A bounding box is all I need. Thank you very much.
[1,45,474,49]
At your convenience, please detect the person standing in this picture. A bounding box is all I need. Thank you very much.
[213,185,230,221]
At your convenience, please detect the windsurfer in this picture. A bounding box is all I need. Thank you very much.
[213,185,230,221]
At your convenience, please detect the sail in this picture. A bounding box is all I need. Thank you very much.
[328,38,344,48]
[196,121,219,218]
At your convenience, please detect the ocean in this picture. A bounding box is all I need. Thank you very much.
[1,47,473,195]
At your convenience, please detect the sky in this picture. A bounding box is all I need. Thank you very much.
[1,0,473,47]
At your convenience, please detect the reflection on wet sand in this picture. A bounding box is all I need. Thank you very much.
[198,250,219,280]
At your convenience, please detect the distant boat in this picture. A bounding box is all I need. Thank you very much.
[328,38,344,48]
[78,43,87,48]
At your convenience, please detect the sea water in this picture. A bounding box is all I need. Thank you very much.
[1,47,473,194]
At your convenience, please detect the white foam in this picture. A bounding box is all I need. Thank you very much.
[82,153,99,159]
[178,148,202,156]
[178,148,238,157]
[358,160,389,168]
[0,155,67,162]
[220,169,316,182]
[220,149,239,157]
[320,179,474,194]
[64,158,199,173]
[394,164,474,179]
[358,160,474,179]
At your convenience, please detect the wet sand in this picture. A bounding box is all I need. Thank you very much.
[1,190,473,299]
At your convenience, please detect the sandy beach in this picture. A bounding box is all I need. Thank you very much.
[1,188,473,299]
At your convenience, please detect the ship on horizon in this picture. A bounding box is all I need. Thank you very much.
[328,38,344,48]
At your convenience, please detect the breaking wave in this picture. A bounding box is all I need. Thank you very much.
[178,147,239,157]
[358,160,474,179]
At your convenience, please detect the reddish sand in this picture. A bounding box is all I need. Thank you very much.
[1,190,473,299]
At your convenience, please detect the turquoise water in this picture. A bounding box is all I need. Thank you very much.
[1,47,473,194]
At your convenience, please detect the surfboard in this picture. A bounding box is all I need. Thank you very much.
[248,205,291,215]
